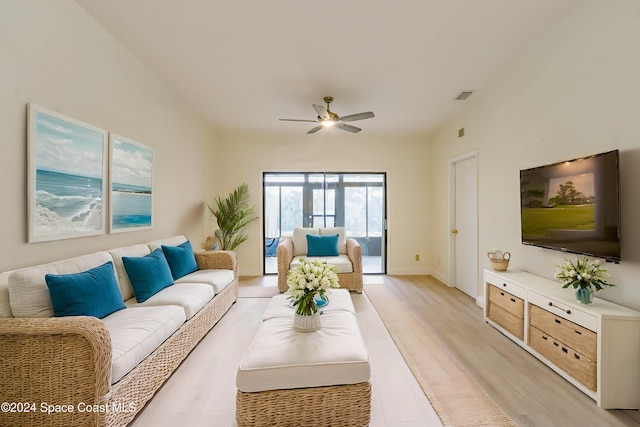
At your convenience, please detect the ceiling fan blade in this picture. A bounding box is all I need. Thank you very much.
[335,123,362,133]
[279,119,319,123]
[339,112,375,122]
[307,125,323,134]
[313,104,330,121]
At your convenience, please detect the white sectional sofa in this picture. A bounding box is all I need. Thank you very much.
[0,235,238,427]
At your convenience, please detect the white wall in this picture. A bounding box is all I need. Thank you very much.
[0,1,218,272]
[429,0,640,310]
[214,131,432,276]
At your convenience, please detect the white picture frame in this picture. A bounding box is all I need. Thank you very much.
[109,133,154,233]
[28,103,108,242]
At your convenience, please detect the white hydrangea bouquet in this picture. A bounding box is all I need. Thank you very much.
[554,255,613,291]
[287,258,339,316]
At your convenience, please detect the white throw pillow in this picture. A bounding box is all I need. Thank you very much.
[109,244,152,301]
[8,252,116,318]
[292,228,319,256]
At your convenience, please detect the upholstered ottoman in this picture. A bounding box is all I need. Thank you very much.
[236,292,371,427]
[261,288,355,320]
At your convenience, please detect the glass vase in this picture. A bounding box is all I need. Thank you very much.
[575,287,594,305]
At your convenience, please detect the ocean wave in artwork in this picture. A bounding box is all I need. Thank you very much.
[33,195,103,235]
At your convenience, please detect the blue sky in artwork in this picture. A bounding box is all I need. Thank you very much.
[35,111,105,179]
[111,136,153,189]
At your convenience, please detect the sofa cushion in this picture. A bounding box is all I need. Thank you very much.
[7,252,115,318]
[45,261,125,319]
[262,289,355,320]
[162,240,198,280]
[123,249,174,303]
[293,227,319,256]
[290,255,354,274]
[306,234,339,257]
[109,244,152,301]
[102,305,186,384]
[176,269,234,294]
[124,283,213,319]
[319,227,347,254]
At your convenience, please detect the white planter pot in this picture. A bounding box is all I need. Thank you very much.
[293,312,321,332]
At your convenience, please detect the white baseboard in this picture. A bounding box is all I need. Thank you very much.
[429,270,450,286]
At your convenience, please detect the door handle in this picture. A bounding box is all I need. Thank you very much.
[451,229,458,234]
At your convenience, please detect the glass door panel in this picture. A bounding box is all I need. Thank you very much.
[263,172,386,274]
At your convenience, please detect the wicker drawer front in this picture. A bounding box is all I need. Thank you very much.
[485,274,525,299]
[530,304,597,361]
[530,326,596,391]
[488,304,524,340]
[528,291,597,331]
[488,285,524,318]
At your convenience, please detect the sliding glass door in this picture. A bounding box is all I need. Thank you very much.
[263,172,386,274]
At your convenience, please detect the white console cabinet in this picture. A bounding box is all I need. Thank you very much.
[484,269,640,409]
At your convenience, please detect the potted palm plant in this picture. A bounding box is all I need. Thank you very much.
[208,183,258,250]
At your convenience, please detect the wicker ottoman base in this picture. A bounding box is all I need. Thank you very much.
[236,381,372,427]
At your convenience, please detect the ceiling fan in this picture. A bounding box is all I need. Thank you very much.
[279,96,375,134]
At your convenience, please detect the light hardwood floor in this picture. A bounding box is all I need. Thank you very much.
[379,275,640,427]
[129,275,640,427]
[129,275,441,427]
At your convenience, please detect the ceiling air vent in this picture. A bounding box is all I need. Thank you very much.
[455,91,473,101]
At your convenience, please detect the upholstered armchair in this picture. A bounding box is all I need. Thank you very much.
[277,227,363,293]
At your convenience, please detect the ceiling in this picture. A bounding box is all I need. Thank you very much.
[76,0,585,138]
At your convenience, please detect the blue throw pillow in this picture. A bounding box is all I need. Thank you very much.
[123,249,174,303]
[45,261,125,319]
[161,240,198,280]
[306,234,339,257]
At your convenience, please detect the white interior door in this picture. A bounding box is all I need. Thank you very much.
[450,153,478,299]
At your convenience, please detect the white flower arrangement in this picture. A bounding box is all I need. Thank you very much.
[554,255,613,291]
[287,258,340,316]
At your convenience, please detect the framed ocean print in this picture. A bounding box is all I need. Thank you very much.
[28,103,108,242]
[109,133,153,233]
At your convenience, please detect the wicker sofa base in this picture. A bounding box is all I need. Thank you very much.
[102,281,238,427]
[236,382,372,427]
[0,280,238,427]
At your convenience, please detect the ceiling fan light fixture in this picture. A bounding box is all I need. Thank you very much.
[279,96,374,134]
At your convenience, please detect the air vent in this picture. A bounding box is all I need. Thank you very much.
[455,91,473,101]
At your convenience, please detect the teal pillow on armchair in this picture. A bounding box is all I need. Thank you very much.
[306,234,339,257]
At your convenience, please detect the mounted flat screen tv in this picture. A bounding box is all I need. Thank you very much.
[520,149,621,262]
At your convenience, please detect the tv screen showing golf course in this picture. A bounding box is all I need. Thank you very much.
[520,149,620,262]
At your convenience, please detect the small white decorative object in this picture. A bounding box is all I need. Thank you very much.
[293,312,322,332]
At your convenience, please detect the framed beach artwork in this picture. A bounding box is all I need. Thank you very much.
[109,134,153,233]
[28,103,108,242]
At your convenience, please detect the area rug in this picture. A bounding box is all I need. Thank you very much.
[365,284,516,427]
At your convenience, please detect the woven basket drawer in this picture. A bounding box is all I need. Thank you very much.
[488,304,524,340]
[488,285,524,319]
[530,304,597,362]
[529,326,596,391]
